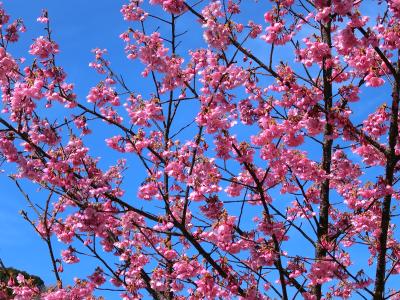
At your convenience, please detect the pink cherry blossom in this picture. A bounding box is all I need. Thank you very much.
[1,1,400,299]
[29,36,59,58]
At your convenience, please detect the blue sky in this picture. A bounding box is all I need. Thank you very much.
[0,0,398,299]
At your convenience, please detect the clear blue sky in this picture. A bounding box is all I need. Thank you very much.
[0,1,397,299]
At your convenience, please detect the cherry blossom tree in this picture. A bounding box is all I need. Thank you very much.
[1,0,400,299]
